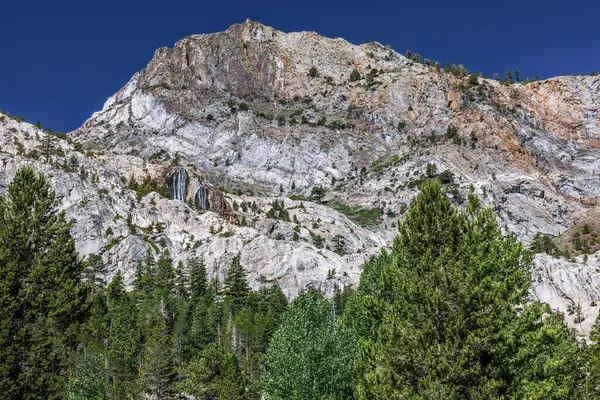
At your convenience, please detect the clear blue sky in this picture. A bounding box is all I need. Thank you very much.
[1,0,598,132]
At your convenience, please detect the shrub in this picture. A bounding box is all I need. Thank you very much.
[329,201,382,228]
[265,200,290,221]
[310,186,327,202]
[530,233,561,257]
[426,163,438,178]
[468,72,480,86]
[446,125,459,140]
[349,69,361,82]
[310,232,325,248]
[308,66,318,78]
[437,170,455,184]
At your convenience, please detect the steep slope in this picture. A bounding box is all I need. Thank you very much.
[3,20,600,333]
[73,20,600,241]
[0,113,383,297]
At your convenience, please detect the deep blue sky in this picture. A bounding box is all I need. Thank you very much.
[1,0,598,132]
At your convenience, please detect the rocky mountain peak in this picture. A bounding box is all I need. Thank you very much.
[2,22,600,334]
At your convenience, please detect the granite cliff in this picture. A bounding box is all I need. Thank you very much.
[2,20,599,334]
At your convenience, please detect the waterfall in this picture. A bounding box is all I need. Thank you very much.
[171,169,187,201]
[195,185,210,210]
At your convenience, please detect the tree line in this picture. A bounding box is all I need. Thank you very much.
[3,167,600,399]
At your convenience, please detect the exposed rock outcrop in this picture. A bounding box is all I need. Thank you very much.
[2,20,600,332]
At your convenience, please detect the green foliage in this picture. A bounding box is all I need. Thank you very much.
[446,125,459,141]
[345,180,581,399]
[468,72,481,86]
[0,168,588,399]
[530,233,562,257]
[333,234,346,255]
[0,167,85,399]
[189,257,208,301]
[308,66,318,77]
[310,185,327,202]
[349,69,361,82]
[66,347,108,400]
[582,319,600,398]
[81,253,108,299]
[265,290,355,400]
[106,272,141,397]
[310,231,325,248]
[329,201,383,228]
[369,154,404,173]
[426,162,438,178]
[182,343,247,399]
[223,255,251,308]
[138,301,176,399]
[266,199,290,221]
[128,174,171,200]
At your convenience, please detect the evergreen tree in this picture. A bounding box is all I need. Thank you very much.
[174,260,189,300]
[189,256,208,305]
[154,251,175,302]
[182,343,246,399]
[173,259,192,368]
[106,272,141,398]
[0,167,85,399]
[40,132,55,162]
[265,289,355,400]
[139,300,176,399]
[582,318,600,398]
[81,253,108,301]
[345,180,581,399]
[223,255,251,308]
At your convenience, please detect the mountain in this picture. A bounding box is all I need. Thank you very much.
[2,19,600,334]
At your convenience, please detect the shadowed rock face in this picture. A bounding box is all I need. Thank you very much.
[4,21,600,333]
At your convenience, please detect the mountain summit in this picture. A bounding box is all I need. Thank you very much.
[1,21,599,334]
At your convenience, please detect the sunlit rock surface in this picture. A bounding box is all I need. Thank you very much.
[2,20,600,332]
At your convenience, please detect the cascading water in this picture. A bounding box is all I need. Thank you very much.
[195,185,210,210]
[171,169,188,201]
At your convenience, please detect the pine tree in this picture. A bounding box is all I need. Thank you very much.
[106,272,141,398]
[174,260,189,300]
[345,180,581,399]
[40,132,55,162]
[182,343,240,398]
[189,257,208,304]
[223,255,250,308]
[139,300,176,399]
[154,251,175,302]
[583,318,600,398]
[81,253,108,301]
[0,167,85,398]
[173,260,191,368]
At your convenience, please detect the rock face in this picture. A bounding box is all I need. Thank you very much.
[2,20,600,332]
